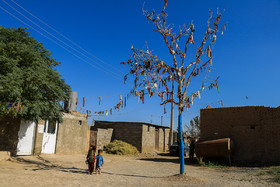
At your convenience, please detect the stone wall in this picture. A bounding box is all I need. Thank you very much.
[96,128,113,151]
[141,125,155,153]
[200,106,280,163]
[55,113,89,155]
[0,118,21,156]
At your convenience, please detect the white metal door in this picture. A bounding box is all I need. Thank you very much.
[16,121,36,155]
[41,120,58,154]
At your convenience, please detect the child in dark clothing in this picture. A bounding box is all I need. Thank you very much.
[86,145,96,175]
[95,149,104,174]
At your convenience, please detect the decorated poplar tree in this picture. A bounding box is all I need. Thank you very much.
[121,0,226,174]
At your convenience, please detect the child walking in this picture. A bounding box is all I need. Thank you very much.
[86,144,96,175]
[95,149,104,174]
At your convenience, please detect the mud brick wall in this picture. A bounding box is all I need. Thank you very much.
[142,125,155,153]
[0,118,21,156]
[55,113,89,155]
[200,106,280,163]
[96,128,113,151]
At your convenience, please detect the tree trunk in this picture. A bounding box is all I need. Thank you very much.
[178,81,185,174]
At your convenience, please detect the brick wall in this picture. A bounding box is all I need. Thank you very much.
[93,121,143,152]
[0,118,21,156]
[200,106,280,163]
[93,121,170,153]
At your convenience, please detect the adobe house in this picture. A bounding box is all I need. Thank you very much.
[200,106,280,164]
[0,111,89,156]
[90,120,170,153]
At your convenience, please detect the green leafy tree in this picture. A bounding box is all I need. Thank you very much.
[185,116,200,138]
[0,27,71,122]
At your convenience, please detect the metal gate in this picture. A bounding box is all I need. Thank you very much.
[41,120,58,154]
[16,121,36,155]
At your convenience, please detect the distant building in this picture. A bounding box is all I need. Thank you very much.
[0,111,89,156]
[200,106,280,164]
[91,121,170,153]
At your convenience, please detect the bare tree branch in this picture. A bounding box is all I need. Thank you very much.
[122,1,225,112]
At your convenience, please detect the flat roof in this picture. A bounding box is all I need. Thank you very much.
[94,120,170,129]
[201,105,280,111]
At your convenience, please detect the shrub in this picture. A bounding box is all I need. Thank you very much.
[259,166,280,183]
[104,140,139,155]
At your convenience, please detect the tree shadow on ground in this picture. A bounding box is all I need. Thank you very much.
[11,157,165,178]
[10,157,88,175]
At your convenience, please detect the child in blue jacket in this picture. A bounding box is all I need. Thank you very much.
[95,149,104,174]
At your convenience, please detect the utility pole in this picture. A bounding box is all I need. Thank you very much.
[161,116,163,126]
[151,114,153,123]
[169,79,174,148]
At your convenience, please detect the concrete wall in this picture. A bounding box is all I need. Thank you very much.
[96,128,113,151]
[0,118,21,156]
[200,106,280,163]
[141,125,155,153]
[55,113,89,155]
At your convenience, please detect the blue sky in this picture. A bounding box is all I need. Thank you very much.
[1,0,280,128]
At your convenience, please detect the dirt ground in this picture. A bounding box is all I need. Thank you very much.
[0,153,279,187]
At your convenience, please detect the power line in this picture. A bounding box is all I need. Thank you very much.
[2,0,123,79]
[9,0,125,75]
[0,5,123,80]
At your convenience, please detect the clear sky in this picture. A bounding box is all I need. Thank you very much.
[1,0,279,129]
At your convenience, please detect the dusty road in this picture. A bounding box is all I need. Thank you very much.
[0,153,278,187]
